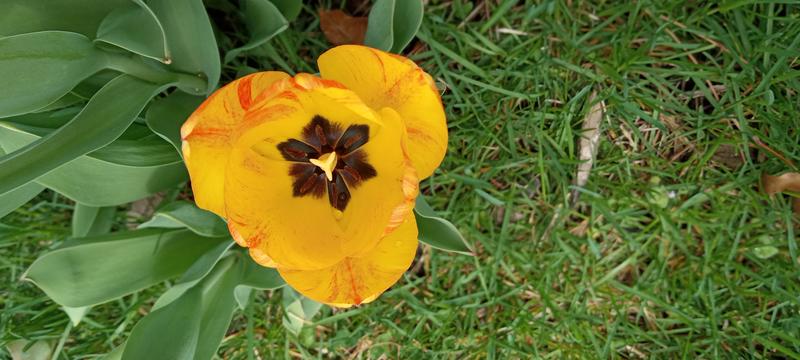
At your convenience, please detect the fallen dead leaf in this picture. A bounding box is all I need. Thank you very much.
[762,172,800,194]
[711,144,744,169]
[126,192,165,229]
[571,91,605,204]
[762,172,800,214]
[319,9,367,46]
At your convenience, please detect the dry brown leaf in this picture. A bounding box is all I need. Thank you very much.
[762,172,800,214]
[319,9,367,46]
[711,144,744,169]
[762,173,800,194]
[570,91,605,205]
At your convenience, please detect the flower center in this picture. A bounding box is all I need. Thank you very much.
[309,152,337,181]
[276,115,377,211]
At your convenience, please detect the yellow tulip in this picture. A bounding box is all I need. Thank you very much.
[180,45,448,307]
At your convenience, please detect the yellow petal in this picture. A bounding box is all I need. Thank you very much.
[181,71,290,217]
[225,74,418,270]
[318,45,448,179]
[279,214,419,307]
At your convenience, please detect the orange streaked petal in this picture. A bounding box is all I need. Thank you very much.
[181,71,290,217]
[278,214,418,307]
[318,45,448,179]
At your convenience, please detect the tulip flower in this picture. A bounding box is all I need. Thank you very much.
[181,45,447,307]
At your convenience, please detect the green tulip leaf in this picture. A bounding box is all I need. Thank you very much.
[122,282,204,360]
[139,201,228,238]
[0,145,44,220]
[72,203,116,237]
[282,287,323,336]
[71,70,121,100]
[101,345,125,360]
[63,305,91,326]
[122,256,242,360]
[0,31,107,118]
[0,181,43,219]
[24,228,228,307]
[414,196,473,255]
[364,0,395,51]
[0,109,187,207]
[224,0,289,63]
[364,0,424,53]
[239,255,286,290]
[270,0,303,21]
[234,255,286,309]
[388,0,424,53]
[33,92,85,113]
[96,0,170,63]
[147,0,221,93]
[0,0,129,37]
[0,75,165,197]
[152,241,234,311]
[145,91,204,154]
[233,286,253,311]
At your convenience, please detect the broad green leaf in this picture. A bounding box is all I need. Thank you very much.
[152,241,234,311]
[0,182,43,219]
[72,70,121,100]
[233,286,253,310]
[364,0,395,51]
[282,287,323,336]
[0,118,188,205]
[0,0,129,37]
[414,196,473,255]
[364,0,423,53]
[192,259,245,360]
[270,0,303,21]
[0,142,43,219]
[0,31,107,118]
[96,0,170,63]
[139,201,228,237]
[0,75,173,203]
[224,0,288,63]
[32,92,85,113]
[6,340,53,360]
[24,228,228,307]
[145,91,204,154]
[123,281,203,360]
[389,0,423,53]
[123,256,241,360]
[72,203,116,237]
[62,306,91,326]
[239,256,285,289]
[101,345,125,360]
[148,0,221,93]
[234,255,286,309]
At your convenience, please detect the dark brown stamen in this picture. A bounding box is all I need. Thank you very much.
[278,139,318,162]
[277,115,377,211]
[289,164,326,197]
[327,173,351,211]
[336,125,369,154]
[338,165,362,183]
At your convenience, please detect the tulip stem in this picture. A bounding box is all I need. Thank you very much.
[104,53,208,94]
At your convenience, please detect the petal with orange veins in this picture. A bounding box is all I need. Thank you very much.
[279,214,419,307]
[317,45,448,179]
[181,71,290,217]
[224,74,418,270]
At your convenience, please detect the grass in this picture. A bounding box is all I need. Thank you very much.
[3,0,800,358]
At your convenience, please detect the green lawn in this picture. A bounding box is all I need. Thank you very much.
[3,1,800,358]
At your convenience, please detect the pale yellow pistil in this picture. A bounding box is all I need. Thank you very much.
[309,152,338,181]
